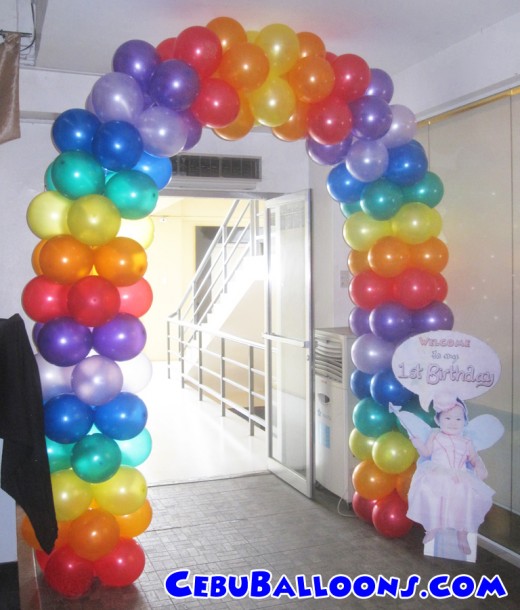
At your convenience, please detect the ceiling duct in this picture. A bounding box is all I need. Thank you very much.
[165,153,262,192]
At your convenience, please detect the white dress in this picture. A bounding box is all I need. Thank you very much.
[406,430,494,533]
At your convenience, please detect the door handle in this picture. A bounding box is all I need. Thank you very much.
[263,333,310,348]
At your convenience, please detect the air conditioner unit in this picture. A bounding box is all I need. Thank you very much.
[164,153,261,192]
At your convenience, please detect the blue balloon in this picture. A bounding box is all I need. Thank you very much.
[92,120,143,172]
[326,163,365,203]
[94,392,148,440]
[350,369,373,399]
[370,369,414,407]
[52,108,101,153]
[132,151,172,190]
[44,394,94,444]
[384,140,428,186]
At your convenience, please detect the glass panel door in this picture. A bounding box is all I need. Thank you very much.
[264,191,314,497]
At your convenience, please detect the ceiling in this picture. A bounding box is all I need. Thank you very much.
[3,0,520,76]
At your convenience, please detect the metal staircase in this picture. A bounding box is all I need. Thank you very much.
[167,198,266,434]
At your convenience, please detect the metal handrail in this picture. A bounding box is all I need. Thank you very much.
[167,318,265,435]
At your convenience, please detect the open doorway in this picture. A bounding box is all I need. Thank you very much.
[137,195,268,485]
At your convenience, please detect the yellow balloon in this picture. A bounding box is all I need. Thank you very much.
[372,430,418,475]
[68,194,121,246]
[92,466,147,516]
[51,469,93,521]
[391,202,442,245]
[349,428,377,461]
[117,216,155,249]
[255,23,300,75]
[26,191,73,239]
[343,212,392,251]
[248,76,296,127]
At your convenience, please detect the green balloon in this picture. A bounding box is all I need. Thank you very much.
[104,170,158,220]
[360,178,404,220]
[44,162,56,191]
[51,150,105,199]
[46,437,74,472]
[71,433,121,483]
[352,397,396,438]
[395,395,437,436]
[339,200,362,218]
[401,171,444,208]
[117,428,152,467]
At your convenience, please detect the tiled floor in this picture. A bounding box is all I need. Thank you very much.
[12,364,520,608]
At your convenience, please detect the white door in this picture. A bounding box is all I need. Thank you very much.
[264,191,314,497]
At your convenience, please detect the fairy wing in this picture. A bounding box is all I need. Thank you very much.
[389,403,432,443]
[464,414,504,451]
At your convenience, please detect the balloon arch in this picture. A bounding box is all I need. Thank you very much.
[21,17,450,597]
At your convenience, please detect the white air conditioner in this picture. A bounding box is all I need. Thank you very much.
[163,176,259,192]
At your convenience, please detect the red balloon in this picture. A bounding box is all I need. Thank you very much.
[349,269,393,309]
[44,546,94,598]
[68,275,121,327]
[174,26,222,79]
[372,491,414,538]
[156,37,176,61]
[432,272,448,301]
[117,277,153,317]
[307,95,352,145]
[392,268,436,310]
[190,78,240,128]
[352,491,377,524]
[22,276,70,322]
[94,538,145,587]
[331,54,371,102]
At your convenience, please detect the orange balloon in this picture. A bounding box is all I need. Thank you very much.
[214,93,254,140]
[219,42,270,92]
[368,236,411,278]
[207,16,247,52]
[39,234,94,284]
[352,459,396,501]
[287,56,335,103]
[395,463,416,501]
[68,508,120,561]
[21,515,71,551]
[31,239,47,275]
[297,31,326,58]
[272,100,309,141]
[94,237,148,287]
[347,249,370,275]
[410,237,449,274]
[115,499,153,538]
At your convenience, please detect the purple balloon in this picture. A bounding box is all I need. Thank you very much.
[349,96,393,140]
[149,60,200,112]
[92,313,147,361]
[412,301,454,334]
[37,317,92,367]
[380,104,417,149]
[349,306,371,336]
[306,135,353,165]
[351,333,395,375]
[71,355,123,406]
[91,72,144,123]
[369,302,412,342]
[136,105,188,157]
[180,110,203,151]
[112,39,160,90]
[365,68,394,103]
[346,139,389,183]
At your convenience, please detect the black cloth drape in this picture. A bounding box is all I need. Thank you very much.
[0,314,57,554]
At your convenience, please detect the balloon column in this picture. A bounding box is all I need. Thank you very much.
[20,15,453,597]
